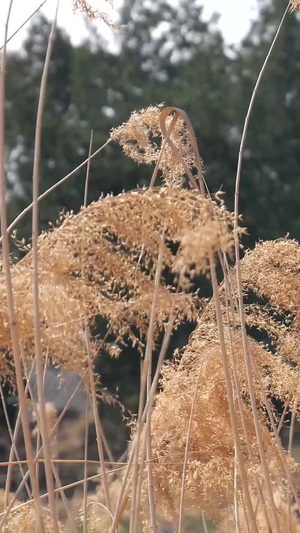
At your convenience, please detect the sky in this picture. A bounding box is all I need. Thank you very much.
[1,0,258,52]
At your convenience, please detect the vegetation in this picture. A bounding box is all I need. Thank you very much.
[0,0,300,531]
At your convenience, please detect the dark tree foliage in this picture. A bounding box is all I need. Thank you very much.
[5,1,235,241]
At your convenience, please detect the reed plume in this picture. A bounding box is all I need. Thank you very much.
[149,238,300,530]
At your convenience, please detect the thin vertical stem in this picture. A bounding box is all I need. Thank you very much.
[4,362,36,507]
[0,371,88,530]
[85,329,111,512]
[31,3,60,530]
[202,514,208,533]
[233,6,290,533]
[288,406,296,455]
[252,355,300,510]
[0,2,45,530]
[0,384,31,500]
[83,390,90,533]
[84,129,94,208]
[178,363,204,533]
[234,447,240,533]
[220,254,271,530]
[209,257,258,533]
[287,404,296,531]
[111,308,175,532]
[130,233,165,533]
[146,371,157,533]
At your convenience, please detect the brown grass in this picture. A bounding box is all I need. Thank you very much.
[0,2,300,530]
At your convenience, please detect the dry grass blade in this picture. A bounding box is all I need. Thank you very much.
[0,384,31,500]
[85,327,111,512]
[0,466,126,518]
[232,5,290,531]
[0,0,48,52]
[1,138,111,241]
[31,3,60,529]
[130,233,165,533]
[0,2,45,530]
[178,364,204,533]
[84,129,94,208]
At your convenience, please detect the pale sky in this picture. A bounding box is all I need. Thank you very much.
[1,0,257,52]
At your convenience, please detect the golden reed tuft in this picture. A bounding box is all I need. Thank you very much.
[3,505,66,532]
[148,239,300,530]
[0,188,210,376]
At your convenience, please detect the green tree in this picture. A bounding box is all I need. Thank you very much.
[233,0,300,241]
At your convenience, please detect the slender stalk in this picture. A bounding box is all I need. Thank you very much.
[220,255,271,530]
[0,384,31,500]
[0,138,111,243]
[234,2,289,227]
[0,370,88,527]
[0,465,127,519]
[130,233,164,533]
[26,376,77,532]
[233,5,290,533]
[178,362,204,533]
[146,367,157,533]
[111,276,178,532]
[51,463,78,533]
[287,403,296,532]
[252,394,291,517]
[149,114,178,189]
[83,389,90,533]
[209,256,259,533]
[0,459,127,467]
[0,2,45,530]
[234,447,240,533]
[84,129,94,208]
[110,313,174,532]
[288,405,296,455]
[4,361,35,507]
[202,514,208,533]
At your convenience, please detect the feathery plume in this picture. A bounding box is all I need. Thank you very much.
[72,0,119,28]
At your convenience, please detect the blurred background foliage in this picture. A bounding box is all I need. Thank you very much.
[6,0,300,244]
[3,0,300,455]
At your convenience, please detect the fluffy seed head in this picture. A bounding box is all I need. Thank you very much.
[290,0,300,11]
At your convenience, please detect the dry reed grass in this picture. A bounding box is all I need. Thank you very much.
[1,0,300,529]
[0,186,213,377]
[1,103,300,530]
[148,238,300,530]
